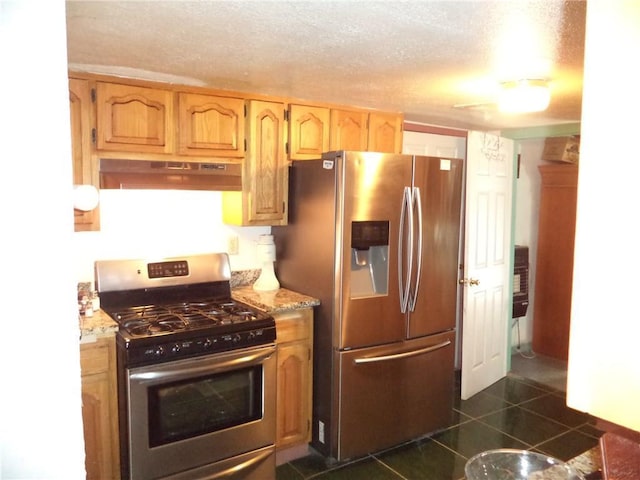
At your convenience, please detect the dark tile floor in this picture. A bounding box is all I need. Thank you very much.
[276,369,602,480]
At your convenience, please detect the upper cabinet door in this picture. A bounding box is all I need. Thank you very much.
[330,109,368,151]
[223,99,287,226]
[69,78,100,232]
[177,93,245,157]
[288,104,330,160]
[96,82,174,154]
[367,112,403,153]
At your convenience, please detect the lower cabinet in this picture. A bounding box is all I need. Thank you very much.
[274,308,313,450]
[80,336,120,480]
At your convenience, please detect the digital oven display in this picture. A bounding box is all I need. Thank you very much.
[147,260,190,279]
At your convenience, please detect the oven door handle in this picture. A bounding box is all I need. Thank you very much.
[130,347,275,382]
[191,447,273,480]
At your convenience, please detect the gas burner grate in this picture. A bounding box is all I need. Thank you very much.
[108,299,268,337]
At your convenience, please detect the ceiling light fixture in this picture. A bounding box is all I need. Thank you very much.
[498,79,551,113]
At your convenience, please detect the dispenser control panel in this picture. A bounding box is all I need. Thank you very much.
[351,221,389,249]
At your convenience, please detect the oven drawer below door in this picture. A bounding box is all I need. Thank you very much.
[161,445,275,480]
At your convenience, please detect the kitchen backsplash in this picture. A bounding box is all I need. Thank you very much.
[73,189,271,283]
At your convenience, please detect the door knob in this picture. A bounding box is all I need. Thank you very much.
[459,278,480,286]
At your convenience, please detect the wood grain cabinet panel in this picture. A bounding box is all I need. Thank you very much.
[367,112,403,153]
[80,337,120,480]
[288,104,330,160]
[177,93,245,157]
[69,78,100,231]
[223,99,287,225]
[274,308,313,450]
[532,164,578,361]
[96,82,174,154]
[330,109,369,151]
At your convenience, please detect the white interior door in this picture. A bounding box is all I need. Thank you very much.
[460,131,514,400]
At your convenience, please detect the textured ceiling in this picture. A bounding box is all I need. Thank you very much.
[65,1,586,131]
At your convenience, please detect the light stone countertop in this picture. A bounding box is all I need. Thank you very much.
[231,286,320,313]
[79,309,119,342]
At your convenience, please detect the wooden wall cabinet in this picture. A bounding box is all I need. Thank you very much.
[69,78,100,231]
[223,99,287,226]
[329,108,369,151]
[288,104,330,160]
[96,82,174,154]
[80,336,120,480]
[177,92,245,157]
[330,109,403,153]
[274,308,313,451]
[532,164,578,361]
[367,111,404,153]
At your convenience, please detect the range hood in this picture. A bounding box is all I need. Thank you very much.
[99,159,242,191]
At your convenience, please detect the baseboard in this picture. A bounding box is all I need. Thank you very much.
[511,343,533,355]
[275,443,311,466]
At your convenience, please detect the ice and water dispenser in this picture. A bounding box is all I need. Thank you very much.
[350,220,389,298]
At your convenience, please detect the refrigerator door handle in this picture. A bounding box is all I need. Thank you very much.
[353,340,451,364]
[398,186,413,313]
[408,186,423,312]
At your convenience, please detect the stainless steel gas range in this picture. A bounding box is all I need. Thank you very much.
[96,253,277,480]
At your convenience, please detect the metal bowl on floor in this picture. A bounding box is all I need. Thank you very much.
[465,449,584,480]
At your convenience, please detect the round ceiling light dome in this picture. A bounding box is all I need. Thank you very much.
[498,79,551,113]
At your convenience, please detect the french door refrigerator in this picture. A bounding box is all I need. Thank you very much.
[272,150,463,462]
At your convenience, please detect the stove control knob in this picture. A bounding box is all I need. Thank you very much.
[232,334,242,344]
[171,343,181,354]
[154,346,165,358]
[248,331,256,340]
[203,338,213,349]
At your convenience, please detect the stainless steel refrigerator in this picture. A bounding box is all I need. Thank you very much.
[272,150,464,462]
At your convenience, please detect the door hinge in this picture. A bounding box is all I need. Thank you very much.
[90,88,96,103]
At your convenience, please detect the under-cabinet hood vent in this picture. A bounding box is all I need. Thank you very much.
[99,159,242,191]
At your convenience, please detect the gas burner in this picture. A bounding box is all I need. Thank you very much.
[107,298,271,338]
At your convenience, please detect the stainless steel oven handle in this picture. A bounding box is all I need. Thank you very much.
[130,347,275,382]
[353,340,451,364]
[196,447,273,480]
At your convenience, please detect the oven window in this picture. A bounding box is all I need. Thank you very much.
[147,365,262,447]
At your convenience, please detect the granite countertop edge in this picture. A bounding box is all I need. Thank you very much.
[231,286,320,313]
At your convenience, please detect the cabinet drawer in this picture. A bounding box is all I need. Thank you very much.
[80,340,110,376]
[275,309,312,344]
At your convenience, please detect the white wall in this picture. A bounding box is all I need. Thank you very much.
[0,1,86,478]
[511,139,546,349]
[567,0,640,432]
[73,190,270,284]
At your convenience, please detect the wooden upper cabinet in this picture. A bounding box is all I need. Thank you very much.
[288,104,330,160]
[96,82,174,154]
[223,99,287,226]
[177,93,245,157]
[367,112,403,153]
[69,78,100,232]
[330,109,369,151]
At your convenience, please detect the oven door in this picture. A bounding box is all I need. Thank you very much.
[125,344,276,480]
